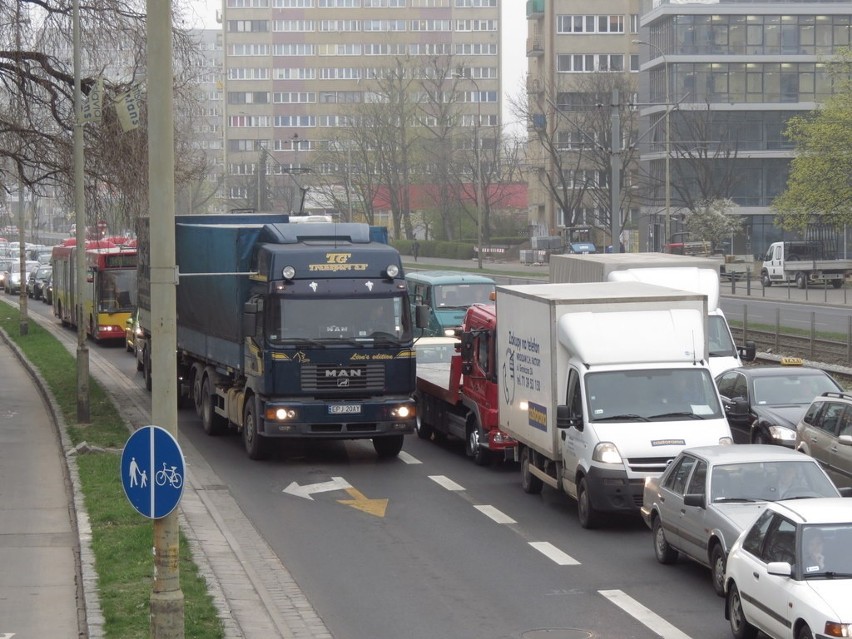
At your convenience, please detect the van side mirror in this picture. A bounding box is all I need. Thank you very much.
[557,404,582,431]
[415,304,431,329]
[739,341,757,362]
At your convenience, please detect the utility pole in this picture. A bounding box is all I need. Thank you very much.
[72,0,89,421]
[147,0,184,635]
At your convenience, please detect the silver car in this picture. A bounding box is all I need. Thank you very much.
[641,444,844,597]
[796,391,852,490]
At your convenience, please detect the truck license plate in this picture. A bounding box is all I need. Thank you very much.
[329,404,361,415]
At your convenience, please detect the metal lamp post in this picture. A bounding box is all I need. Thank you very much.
[635,39,670,251]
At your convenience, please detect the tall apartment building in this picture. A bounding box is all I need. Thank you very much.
[638,0,852,256]
[219,0,501,218]
[525,0,642,248]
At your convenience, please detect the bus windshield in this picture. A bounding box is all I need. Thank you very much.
[98,269,137,312]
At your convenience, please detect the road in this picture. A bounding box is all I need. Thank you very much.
[19,294,737,639]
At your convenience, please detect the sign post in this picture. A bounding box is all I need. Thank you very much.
[121,425,185,520]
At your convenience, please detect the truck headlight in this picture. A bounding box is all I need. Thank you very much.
[266,407,296,421]
[385,264,399,278]
[592,442,622,465]
[392,405,413,419]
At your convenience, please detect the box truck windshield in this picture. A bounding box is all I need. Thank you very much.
[585,368,723,422]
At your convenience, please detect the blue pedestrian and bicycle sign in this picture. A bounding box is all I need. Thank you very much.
[121,425,185,519]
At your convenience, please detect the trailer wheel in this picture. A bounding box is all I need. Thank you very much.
[200,376,226,436]
[795,272,807,289]
[191,364,205,417]
[520,447,543,494]
[466,421,490,466]
[577,476,601,529]
[760,271,772,287]
[373,434,404,458]
[243,398,268,460]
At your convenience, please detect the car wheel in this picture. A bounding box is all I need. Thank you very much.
[577,476,601,529]
[727,583,757,639]
[520,447,543,494]
[796,625,813,639]
[653,517,678,564]
[711,544,726,597]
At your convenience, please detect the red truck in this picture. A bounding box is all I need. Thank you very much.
[414,303,516,465]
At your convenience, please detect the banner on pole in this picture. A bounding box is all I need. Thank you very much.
[81,76,104,124]
[115,84,145,132]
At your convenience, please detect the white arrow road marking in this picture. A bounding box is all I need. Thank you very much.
[283,476,352,500]
[429,475,465,491]
[397,451,421,464]
[528,542,580,566]
[598,590,692,639]
[474,505,516,524]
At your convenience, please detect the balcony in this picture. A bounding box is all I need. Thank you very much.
[526,36,543,57]
[526,0,544,19]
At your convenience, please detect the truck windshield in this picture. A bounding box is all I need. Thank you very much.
[586,368,723,422]
[434,283,494,308]
[269,295,412,343]
[708,315,736,357]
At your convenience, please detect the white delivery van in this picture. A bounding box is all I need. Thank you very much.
[549,253,755,376]
[497,281,733,529]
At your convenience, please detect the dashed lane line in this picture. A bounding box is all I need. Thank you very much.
[528,541,579,566]
[598,590,692,639]
[429,474,465,491]
[397,451,421,464]
[474,504,516,524]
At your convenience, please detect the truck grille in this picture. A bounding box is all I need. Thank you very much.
[625,456,676,474]
[300,362,385,392]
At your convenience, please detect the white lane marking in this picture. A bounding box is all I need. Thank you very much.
[397,451,421,464]
[283,477,352,500]
[428,475,465,491]
[474,504,516,524]
[598,590,692,639]
[528,541,580,566]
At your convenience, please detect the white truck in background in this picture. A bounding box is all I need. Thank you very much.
[760,240,852,289]
[549,253,755,376]
[497,281,733,529]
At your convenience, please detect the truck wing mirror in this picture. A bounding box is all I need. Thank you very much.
[556,404,581,430]
[461,362,473,375]
[415,304,431,329]
[739,341,756,362]
[242,300,259,337]
[459,332,474,363]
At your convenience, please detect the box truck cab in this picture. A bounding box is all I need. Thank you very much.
[407,270,495,337]
[497,282,733,529]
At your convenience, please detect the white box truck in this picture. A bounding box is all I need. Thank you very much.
[497,281,733,529]
[549,253,755,376]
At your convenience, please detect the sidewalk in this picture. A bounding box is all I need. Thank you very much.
[0,336,86,638]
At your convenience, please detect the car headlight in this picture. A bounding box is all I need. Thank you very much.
[592,442,622,465]
[767,425,796,441]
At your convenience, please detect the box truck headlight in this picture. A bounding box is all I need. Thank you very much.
[592,442,622,465]
[281,265,296,281]
[385,264,400,279]
[266,407,296,421]
[392,404,413,419]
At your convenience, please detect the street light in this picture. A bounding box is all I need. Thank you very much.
[454,72,484,269]
[634,39,670,252]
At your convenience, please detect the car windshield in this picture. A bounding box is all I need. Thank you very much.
[268,295,412,344]
[434,283,494,308]
[586,368,723,422]
[800,524,852,578]
[711,460,838,502]
[752,373,839,405]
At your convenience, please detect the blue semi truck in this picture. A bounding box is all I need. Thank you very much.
[137,213,416,459]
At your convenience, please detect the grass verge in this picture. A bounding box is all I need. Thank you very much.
[0,302,223,639]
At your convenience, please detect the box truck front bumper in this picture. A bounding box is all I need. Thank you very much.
[259,397,416,439]
[585,466,645,513]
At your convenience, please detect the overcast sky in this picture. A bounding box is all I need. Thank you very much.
[185,1,527,135]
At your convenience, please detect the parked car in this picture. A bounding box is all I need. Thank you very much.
[724,498,852,639]
[27,264,52,300]
[4,260,39,294]
[715,362,843,446]
[0,259,12,290]
[795,391,852,490]
[641,445,844,597]
[125,308,144,365]
[42,272,53,305]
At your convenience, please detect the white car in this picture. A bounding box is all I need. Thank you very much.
[724,498,852,639]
